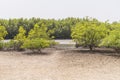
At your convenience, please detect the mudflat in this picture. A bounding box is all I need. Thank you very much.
[0,49,120,80]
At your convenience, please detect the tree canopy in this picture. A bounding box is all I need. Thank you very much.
[71,17,107,50]
[0,17,80,39]
[22,23,52,53]
[100,22,120,52]
[0,26,8,40]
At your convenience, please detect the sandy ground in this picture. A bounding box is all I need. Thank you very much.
[0,49,120,80]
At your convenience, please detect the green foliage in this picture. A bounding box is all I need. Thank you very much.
[71,17,107,50]
[0,41,4,50]
[0,26,8,40]
[14,26,26,50]
[1,17,120,52]
[100,23,120,52]
[14,26,26,42]
[0,17,80,39]
[100,30,120,48]
[28,24,49,39]
[3,40,16,50]
[50,40,59,46]
[22,38,50,52]
[22,24,52,52]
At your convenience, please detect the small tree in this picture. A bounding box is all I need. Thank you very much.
[14,26,26,50]
[100,23,120,52]
[71,18,107,50]
[0,26,8,40]
[100,30,120,51]
[28,24,49,39]
[0,26,8,50]
[22,24,51,53]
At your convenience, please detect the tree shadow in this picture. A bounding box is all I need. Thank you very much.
[65,48,115,54]
[80,50,115,54]
[105,54,120,58]
[63,48,120,58]
[22,50,53,56]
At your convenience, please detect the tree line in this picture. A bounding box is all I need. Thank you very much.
[0,17,120,52]
[0,17,81,39]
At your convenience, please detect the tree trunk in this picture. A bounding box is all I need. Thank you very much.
[115,48,120,53]
[38,49,42,53]
[89,45,93,51]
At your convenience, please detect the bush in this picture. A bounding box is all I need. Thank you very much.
[13,26,26,51]
[0,26,8,40]
[71,18,107,50]
[3,40,14,50]
[0,41,4,50]
[3,40,24,51]
[21,24,54,53]
[100,30,120,53]
[49,40,59,47]
[22,38,51,53]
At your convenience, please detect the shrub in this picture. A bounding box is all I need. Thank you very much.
[71,18,107,50]
[3,40,24,51]
[0,26,8,50]
[21,24,55,53]
[49,40,59,47]
[0,26,8,40]
[99,22,120,53]
[22,38,50,53]
[14,26,26,51]
[100,30,120,53]
[0,41,4,50]
[3,40,14,50]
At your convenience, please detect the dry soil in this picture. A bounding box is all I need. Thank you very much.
[0,49,120,80]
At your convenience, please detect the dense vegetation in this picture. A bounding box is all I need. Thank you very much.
[71,17,120,51]
[71,18,107,50]
[0,17,80,39]
[0,23,55,52]
[0,17,120,52]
